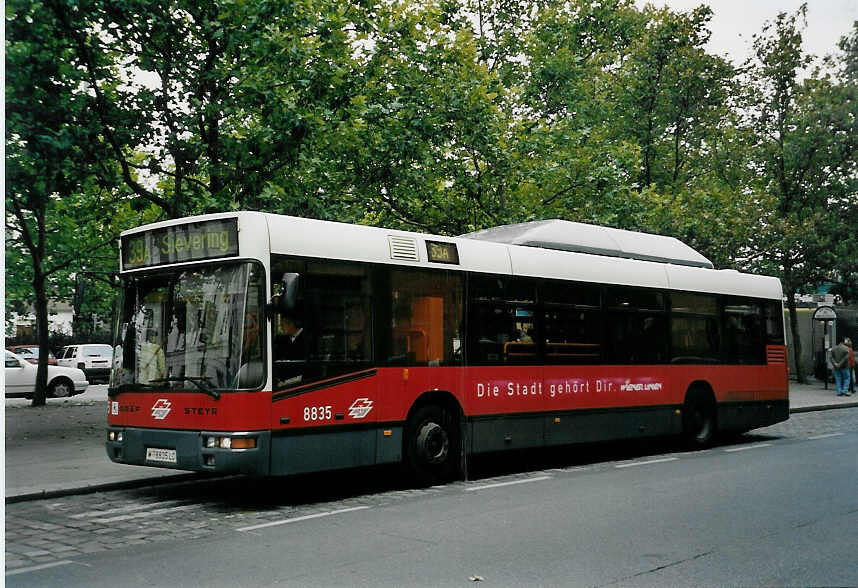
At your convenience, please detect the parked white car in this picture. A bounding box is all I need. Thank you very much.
[58,344,113,384]
[4,350,89,398]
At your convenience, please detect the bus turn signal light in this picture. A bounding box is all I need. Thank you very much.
[230,437,256,449]
[204,436,257,450]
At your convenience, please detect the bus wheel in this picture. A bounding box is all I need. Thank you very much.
[683,389,716,449]
[405,405,460,486]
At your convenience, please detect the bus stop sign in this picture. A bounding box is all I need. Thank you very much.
[812,306,837,321]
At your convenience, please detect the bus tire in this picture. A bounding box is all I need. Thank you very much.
[683,387,717,449]
[404,404,460,486]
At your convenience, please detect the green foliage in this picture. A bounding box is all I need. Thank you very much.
[334,0,516,233]
[6,0,858,365]
[742,6,858,287]
[733,4,858,379]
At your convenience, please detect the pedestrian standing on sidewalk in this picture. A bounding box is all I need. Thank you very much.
[847,338,856,394]
[829,337,851,396]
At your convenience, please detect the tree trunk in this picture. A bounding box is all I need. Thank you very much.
[785,289,805,384]
[32,275,50,406]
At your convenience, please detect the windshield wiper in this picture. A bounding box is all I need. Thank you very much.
[149,376,221,400]
[108,383,154,398]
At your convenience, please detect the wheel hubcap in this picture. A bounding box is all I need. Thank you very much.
[416,421,449,464]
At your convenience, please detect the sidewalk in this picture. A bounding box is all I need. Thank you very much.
[787,378,858,412]
[4,380,858,502]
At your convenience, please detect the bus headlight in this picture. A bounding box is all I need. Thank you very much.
[108,430,124,442]
[204,435,256,450]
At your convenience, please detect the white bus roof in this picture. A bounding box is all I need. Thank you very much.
[461,219,714,269]
[121,212,783,300]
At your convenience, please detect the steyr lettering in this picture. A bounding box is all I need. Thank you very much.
[185,407,218,416]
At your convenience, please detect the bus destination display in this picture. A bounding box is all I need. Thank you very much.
[122,219,239,270]
[426,240,459,264]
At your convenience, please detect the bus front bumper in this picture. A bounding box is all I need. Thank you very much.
[106,427,271,475]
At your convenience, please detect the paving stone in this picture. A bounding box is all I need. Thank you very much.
[23,550,51,557]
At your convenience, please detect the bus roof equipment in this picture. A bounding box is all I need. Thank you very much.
[461,219,714,269]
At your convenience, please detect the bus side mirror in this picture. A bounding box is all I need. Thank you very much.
[268,273,301,315]
[281,273,300,312]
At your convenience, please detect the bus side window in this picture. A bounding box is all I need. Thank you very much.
[542,308,601,364]
[763,301,785,345]
[669,292,720,365]
[540,280,602,365]
[389,269,463,366]
[604,286,667,365]
[468,276,536,365]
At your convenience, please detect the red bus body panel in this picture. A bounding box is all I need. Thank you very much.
[108,392,271,431]
[108,347,788,432]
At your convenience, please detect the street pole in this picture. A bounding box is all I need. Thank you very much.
[823,321,828,390]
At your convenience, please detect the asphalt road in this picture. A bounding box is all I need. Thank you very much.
[6,408,857,587]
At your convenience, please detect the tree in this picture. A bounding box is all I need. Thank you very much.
[6,0,129,404]
[742,5,858,381]
[329,0,516,234]
[512,0,644,228]
[830,21,858,83]
[44,0,373,220]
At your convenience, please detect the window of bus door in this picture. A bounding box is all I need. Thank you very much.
[540,280,601,365]
[112,262,265,392]
[271,258,372,389]
[605,286,667,364]
[468,276,537,365]
[387,269,463,366]
[669,292,720,364]
[724,297,765,364]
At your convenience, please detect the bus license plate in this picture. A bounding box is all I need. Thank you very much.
[146,447,177,464]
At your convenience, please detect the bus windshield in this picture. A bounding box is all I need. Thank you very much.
[111,262,265,394]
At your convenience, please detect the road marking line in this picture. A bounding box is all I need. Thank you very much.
[808,432,844,440]
[464,475,552,492]
[724,443,773,453]
[6,560,75,576]
[237,506,371,532]
[546,466,591,473]
[615,457,679,469]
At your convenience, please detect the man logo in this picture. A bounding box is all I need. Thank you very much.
[348,398,373,419]
[152,399,172,420]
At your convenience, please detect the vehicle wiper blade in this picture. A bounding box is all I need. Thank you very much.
[149,376,221,400]
[108,383,154,398]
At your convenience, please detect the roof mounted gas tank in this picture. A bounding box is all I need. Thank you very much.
[460,219,714,269]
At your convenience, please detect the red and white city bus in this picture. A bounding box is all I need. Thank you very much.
[107,212,788,483]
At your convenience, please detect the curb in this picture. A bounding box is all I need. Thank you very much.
[5,473,208,505]
[790,401,858,414]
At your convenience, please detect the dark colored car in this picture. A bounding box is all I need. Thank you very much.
[7,345,58,365]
